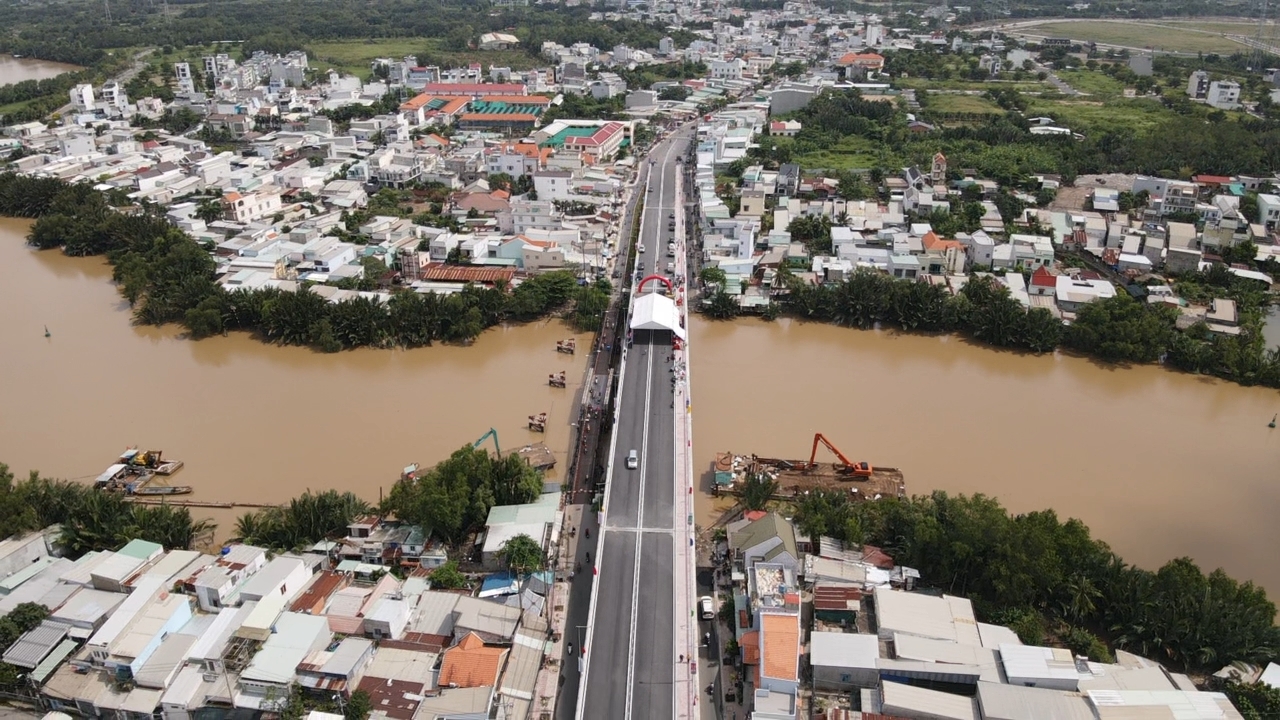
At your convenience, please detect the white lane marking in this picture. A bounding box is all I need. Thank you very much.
[624,139,670,720]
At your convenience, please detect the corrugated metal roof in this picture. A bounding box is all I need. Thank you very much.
[30,638,78,684]
[977,681,1096,720]
[3,619,71,668]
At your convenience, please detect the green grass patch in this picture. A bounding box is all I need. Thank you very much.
[926,93,1005,115]
[1026,96,1174,135]
[898,77,1051,93]
[0,99,37,117]
[795,135,901,171]
[1054,69,1129,99]
[1021,20,1247,54]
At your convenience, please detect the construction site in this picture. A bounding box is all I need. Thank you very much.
[712,433,906,502]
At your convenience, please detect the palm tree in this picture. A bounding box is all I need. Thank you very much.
[194,196,224,223]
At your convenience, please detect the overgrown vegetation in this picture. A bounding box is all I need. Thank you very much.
[769,83,1280,182]
[0,463,213,556]
[794,489,1279,673]
[0,173,597,351]
[784,269,1064,353]
[233,490,371,551]
[383,445,543,545]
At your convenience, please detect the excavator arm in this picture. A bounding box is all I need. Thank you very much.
[808,433,857,470]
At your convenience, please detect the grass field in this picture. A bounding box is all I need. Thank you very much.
[307,38,541,78]
[926,93,1005,114]
[898,77,1051,93]
[1054,69,1129,99]
[795,136,902,171]
[1020,20,1248,53]
[1026,96,1174,134]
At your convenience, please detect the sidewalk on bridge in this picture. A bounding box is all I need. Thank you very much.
[533,499,602,714]
[672,158,699,720]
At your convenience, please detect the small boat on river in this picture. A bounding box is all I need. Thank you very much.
[131,484,193,496]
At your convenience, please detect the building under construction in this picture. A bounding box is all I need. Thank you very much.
[713,434,905,502]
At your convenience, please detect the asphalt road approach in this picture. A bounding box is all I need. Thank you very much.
[579,129,690,720]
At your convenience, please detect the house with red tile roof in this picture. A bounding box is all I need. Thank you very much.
[757,610,801,695]
[837,52,885,71]
[1029,265,1059,295]
[437,632,507,688]
[920,231,967,274]
[562,121,627,164]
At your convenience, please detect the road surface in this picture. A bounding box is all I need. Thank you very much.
[578,128,691,720]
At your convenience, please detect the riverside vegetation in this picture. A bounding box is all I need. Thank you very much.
[704,263,1280,387]
[786,486,1280,675]
[0,173,610,350]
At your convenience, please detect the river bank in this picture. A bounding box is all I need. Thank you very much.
[0,55,82,84]
[0,217,591,537]
[690,316,1280,598]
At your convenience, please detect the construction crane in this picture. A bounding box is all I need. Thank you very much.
[473,428,500,456]
[806,433,873,478]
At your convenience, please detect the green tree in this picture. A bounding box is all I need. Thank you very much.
[499,533,545,574]
[739,472,778,511]
[699,266,727,287]
[704,290,739,320]
[428,561,470,590]
[345,689,373,720]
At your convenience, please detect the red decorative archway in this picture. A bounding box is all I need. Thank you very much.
[636,274,673,293]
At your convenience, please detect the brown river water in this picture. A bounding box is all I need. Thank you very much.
[3,218,1280,597]
[0,56,81,84]
[689,319,1280,598]
[0,219,589,535]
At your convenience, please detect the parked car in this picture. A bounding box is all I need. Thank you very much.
[698,596,714,620]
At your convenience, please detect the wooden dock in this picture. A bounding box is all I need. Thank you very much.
[124,498,281,509]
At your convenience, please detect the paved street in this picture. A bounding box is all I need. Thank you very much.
[577,129,690,720]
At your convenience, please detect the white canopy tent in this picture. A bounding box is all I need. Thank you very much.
[630,290,686,339]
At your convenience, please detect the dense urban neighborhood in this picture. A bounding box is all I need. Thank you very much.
[6,0,1280,717]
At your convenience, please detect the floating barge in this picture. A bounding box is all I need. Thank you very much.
[94,448,192,496]
[119,448,184,476]
[514,443,557,470]
[713,433,905,502]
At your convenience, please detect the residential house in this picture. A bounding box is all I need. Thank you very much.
[768,120,801,137]
[755,610,800,710]
[236,612,332,710]
[728,512,799,574]
[1028,265,1059,296]
[223,187,283,224]
[810,632,879,692]
[237,556,311,606]
[1055,274,1116,314]
[185,544,268,612]
[533,171,573,201]
[497,235,565,272]
[295,636,374,696]
[438,632,508,689]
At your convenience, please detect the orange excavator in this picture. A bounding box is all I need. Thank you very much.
[805,433,874,477]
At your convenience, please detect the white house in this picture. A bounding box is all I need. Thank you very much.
[710,58,746,81]
[1258,193,1280,227]
[190,545,268,612]
[1055,275,1116,313]
[533,170,573,201]
[237,557,311,606]
[1207,80,1241,110]
[69,84,95,113]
